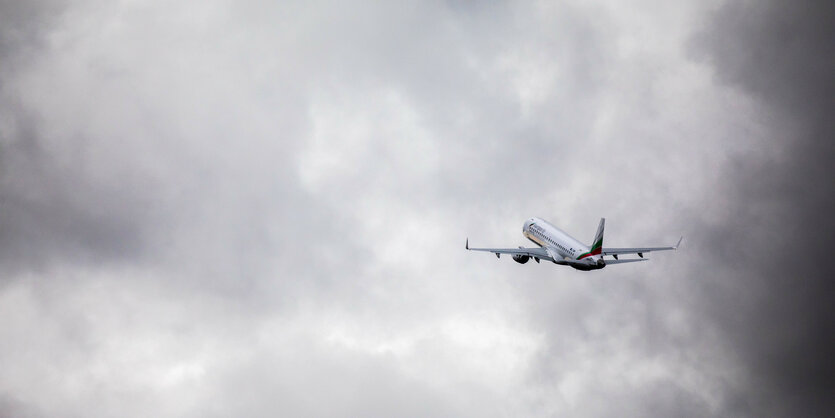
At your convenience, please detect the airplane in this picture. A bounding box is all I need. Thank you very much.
[466,217,682,271]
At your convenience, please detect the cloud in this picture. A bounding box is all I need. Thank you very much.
[0,0,831,417]
[688,0,835,415]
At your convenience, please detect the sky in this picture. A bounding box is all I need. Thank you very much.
[1,0,833,417]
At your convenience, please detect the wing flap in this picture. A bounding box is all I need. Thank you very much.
[603,246,673,255]
[466,241,553,261]
[605,258,649,265]
[602,236,683,256]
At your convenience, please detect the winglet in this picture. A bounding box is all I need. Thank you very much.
[465,238,469,250]
[675,236,683,250]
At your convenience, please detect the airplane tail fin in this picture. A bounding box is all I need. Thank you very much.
[590,218,604,256]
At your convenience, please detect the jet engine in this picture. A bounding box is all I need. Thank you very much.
[512,254,530,264]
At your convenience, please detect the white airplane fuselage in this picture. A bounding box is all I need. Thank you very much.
[523,217,605,270]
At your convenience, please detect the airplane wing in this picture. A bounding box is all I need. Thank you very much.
[465,239,554,261]
[605,258,649,264]
[602,237,683,257]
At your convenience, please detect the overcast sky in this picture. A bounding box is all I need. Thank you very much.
[1,0,832,417]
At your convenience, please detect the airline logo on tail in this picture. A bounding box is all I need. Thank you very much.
[577,218,605,260]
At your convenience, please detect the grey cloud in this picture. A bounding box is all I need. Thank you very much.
[0,104,147,277]
[0,0,64,65]
[1,1,831,417]
[0,393,41,418]
[689,0,835,415]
